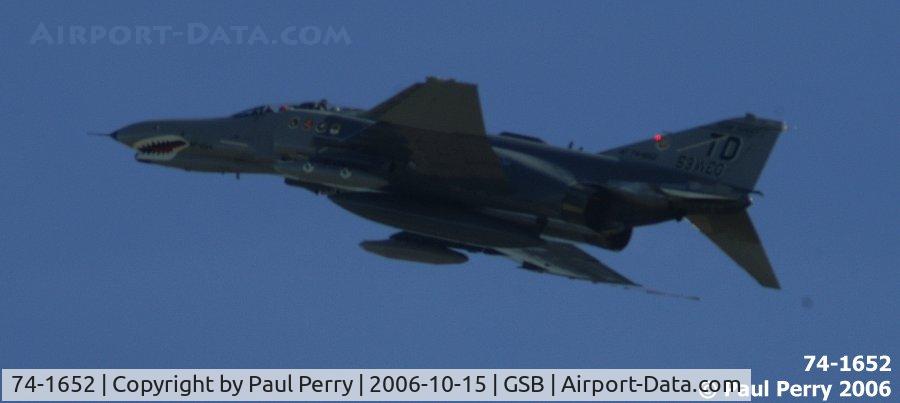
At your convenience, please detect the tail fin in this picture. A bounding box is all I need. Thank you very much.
[687,211,780,288]
[602,114,786,191]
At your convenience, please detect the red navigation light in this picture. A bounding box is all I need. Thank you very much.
[653,133,663,142]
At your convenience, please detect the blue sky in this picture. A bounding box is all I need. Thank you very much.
[1,0,897,393]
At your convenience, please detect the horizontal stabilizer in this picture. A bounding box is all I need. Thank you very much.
[688,211,780,288]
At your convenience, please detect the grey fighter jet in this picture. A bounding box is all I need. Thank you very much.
[108,78,786,296]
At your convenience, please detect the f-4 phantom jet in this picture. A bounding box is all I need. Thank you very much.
[108,78,786,297]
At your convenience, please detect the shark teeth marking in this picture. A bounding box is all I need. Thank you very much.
[133,135,189,161]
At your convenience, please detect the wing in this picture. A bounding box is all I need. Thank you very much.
[496,241,636,285]
[359,78,507,190]
[366,77,486,135]
[497,242,699,299]
[359,232,699,300]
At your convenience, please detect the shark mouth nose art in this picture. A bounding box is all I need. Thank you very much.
[133,135,189,161]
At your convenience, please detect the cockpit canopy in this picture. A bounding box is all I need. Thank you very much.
[231,100,349,118]
[292,100,330,111]
[231,105,274,118]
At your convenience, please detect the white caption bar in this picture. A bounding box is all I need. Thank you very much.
[2,369,750,401]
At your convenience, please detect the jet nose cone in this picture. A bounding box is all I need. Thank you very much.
[112,120,191,161]
[112,121,160,147]
[112,124,143,147]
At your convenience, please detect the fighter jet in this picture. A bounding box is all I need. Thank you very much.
[107,78,786,296]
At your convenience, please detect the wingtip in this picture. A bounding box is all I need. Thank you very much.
[643,287,701,301]
[622,285,700,301]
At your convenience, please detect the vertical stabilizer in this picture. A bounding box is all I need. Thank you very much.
[602,114,786,191]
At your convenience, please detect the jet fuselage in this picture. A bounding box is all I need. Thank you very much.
[106,78,784,290]
[111,106,746,251]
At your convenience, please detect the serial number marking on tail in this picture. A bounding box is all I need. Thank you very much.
[675,155,726,177]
